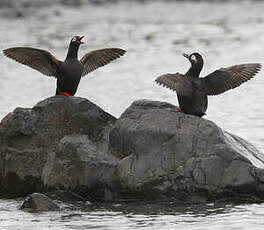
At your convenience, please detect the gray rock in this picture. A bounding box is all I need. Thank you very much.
[20,193,59,211]
[0,96,118,199]
[1,97,264,202]
[109,100,264,201]
[43,134,118,198]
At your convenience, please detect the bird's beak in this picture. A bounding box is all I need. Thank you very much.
[182,53,189,59]
[77,36,84,44]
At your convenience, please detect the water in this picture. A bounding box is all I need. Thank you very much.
[0,1,264,229]
[1,199,264,230]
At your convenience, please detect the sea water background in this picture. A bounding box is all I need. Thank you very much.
[0,1,264,229]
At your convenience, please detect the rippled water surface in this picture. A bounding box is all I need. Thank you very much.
[2,199,264,230]
[0,1,264,229]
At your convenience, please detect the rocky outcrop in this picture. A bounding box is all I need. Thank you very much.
[0,96,118,199]
[1,97,264,202]
[20,193,59,211]
[109,100,264,202]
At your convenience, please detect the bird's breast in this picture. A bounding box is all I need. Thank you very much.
[60,60,83,78]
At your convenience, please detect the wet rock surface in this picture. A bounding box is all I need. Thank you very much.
[1,97,264,202]
[109,100,264,202]
[20,193,59,211]
[0,96,117,199]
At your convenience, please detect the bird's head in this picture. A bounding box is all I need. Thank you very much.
[70,36,84,46]
[182,52,203,68]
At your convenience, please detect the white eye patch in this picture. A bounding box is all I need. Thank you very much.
[72,37,77,42]
[190,55,197,62]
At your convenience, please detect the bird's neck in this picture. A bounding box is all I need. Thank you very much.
[186,65,202,78]
[66,45,79,60]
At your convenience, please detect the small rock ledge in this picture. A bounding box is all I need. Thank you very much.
[1,97,264,203]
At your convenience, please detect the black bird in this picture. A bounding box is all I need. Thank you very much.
[155,52,261,117]
[3,36,126,96]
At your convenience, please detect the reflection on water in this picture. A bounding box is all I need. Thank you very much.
[0,1,264,229]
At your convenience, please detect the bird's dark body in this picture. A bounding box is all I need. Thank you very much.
[56,59,84,96]
[177,77,207,117]
[177,93,207,117]
[155,52,261,117]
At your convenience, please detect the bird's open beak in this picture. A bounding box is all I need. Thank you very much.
[77,36,84,44]
[182,53,189,59]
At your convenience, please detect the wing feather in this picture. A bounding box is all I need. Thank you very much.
[155,73,193,97]
[3,47,61,77]
[202,63,262,95]
[80,48,126,77]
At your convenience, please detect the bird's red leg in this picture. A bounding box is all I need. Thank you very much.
[59,92,71,97]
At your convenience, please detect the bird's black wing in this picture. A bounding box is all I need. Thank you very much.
[80,48,126,77]
[155,73,193,97]
[3,47,61,77]
[201,63,261,95]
